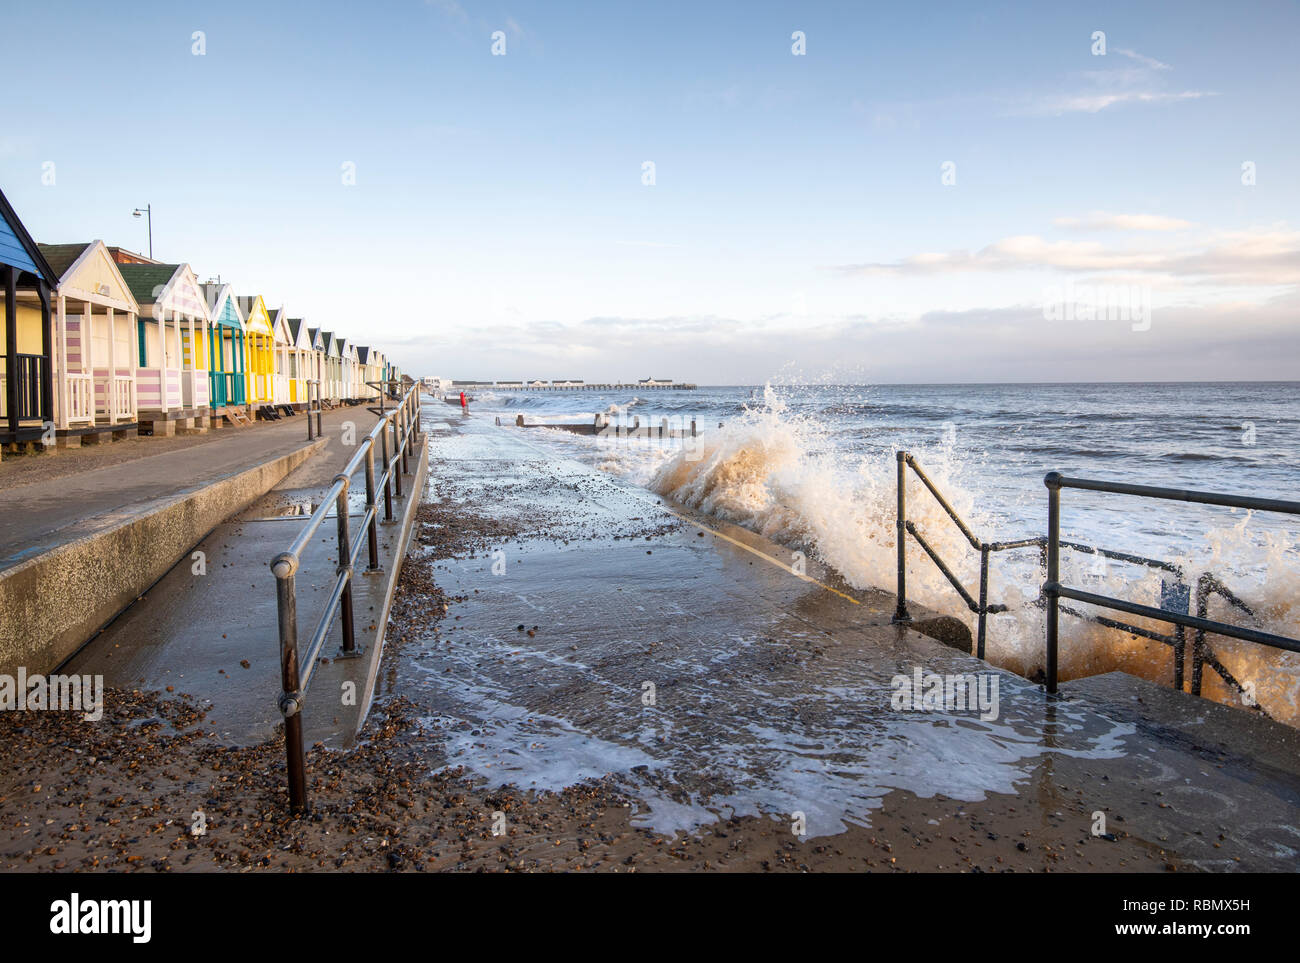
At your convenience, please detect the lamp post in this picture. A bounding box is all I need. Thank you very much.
[131,205,152,259]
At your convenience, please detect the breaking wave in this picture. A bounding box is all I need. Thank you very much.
[648,386,1300,724]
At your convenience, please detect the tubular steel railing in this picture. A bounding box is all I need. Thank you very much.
[893,452,1218,688]
[1043,473,1300,697]
[892,451,1041,658]
[270,384,422,812]
[364,379,400,417]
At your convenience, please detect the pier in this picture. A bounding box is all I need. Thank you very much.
[447,382,697,392]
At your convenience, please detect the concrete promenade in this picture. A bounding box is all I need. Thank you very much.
[0,405,410,680]
[66,404,429,747]
[0,408,370,571]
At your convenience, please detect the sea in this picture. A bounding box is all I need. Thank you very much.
[465,382,1300,721]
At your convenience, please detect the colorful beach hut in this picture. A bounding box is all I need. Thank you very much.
[305,326,323,401]
[200,283,247,414]
[116,261,212,435]
[236,295,274,410]
[269,305,291,409]
[355,346,373,400]
[319,330,342,404]
[339,338,360,403]
[284,318,312,407]
[35,241,140,440]
[356,346,385,400]
[0,188,57,449]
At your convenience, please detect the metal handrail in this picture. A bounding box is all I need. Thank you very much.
[270,384,423,812]
[893,451,1194,665]
[892,451,1039,658]
[1192,574,1264,706]
[363,378,401,416]
[1043,472,1300,696]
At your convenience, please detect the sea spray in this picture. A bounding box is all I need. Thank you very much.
[647,385,1300,723]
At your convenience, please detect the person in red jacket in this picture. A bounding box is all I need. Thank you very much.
[459,390,468,412]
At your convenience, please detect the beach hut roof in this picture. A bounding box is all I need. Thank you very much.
[286,318,313,349]
[37,241,141,314]
[38,242,94,279]
[118,262,210,321]
[0,187,57,284]
[200,282,245,329]
[269,306,293,344]
[117,263,181,304]
[356,346,371,364]
[235,294,273,335]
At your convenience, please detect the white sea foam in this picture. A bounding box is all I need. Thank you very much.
[471,382,1300,722]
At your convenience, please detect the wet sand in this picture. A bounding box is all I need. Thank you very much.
[6,410,1290,872]
[0,680,1172,873]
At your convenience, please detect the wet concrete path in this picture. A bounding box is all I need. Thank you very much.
[67,406,429,746]
[383,411,1300,871]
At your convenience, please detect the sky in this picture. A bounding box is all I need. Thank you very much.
[4,0,1298,383]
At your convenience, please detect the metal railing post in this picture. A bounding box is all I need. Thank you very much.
[892,451,911,623]
[334,473,358,656]
[1044,472,1062,694]
[1193,589,1208,697]
[380,420,394,522]
[977,546,990,659]
[364,442,380,572]
[399,402,409,474]
[306,380,314,440]
[1173,624,1186,693]
[392,411,404,497]
[272,554,308,812]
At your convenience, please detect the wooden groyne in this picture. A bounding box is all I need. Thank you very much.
[500,414,699,438]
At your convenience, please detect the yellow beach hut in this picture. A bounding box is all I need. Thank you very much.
[236,294,275,412]
[35,241,141,441]
[0,188,57,451]
[285,318,312,408]
[115,261,212,436]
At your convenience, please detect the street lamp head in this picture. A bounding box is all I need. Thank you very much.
[132,209,143,217]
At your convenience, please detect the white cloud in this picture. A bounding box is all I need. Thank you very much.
[1026,89,1215,115]
[834,226,1300,286]
[1113,48,1172,71]
[1054,212,1194,232]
